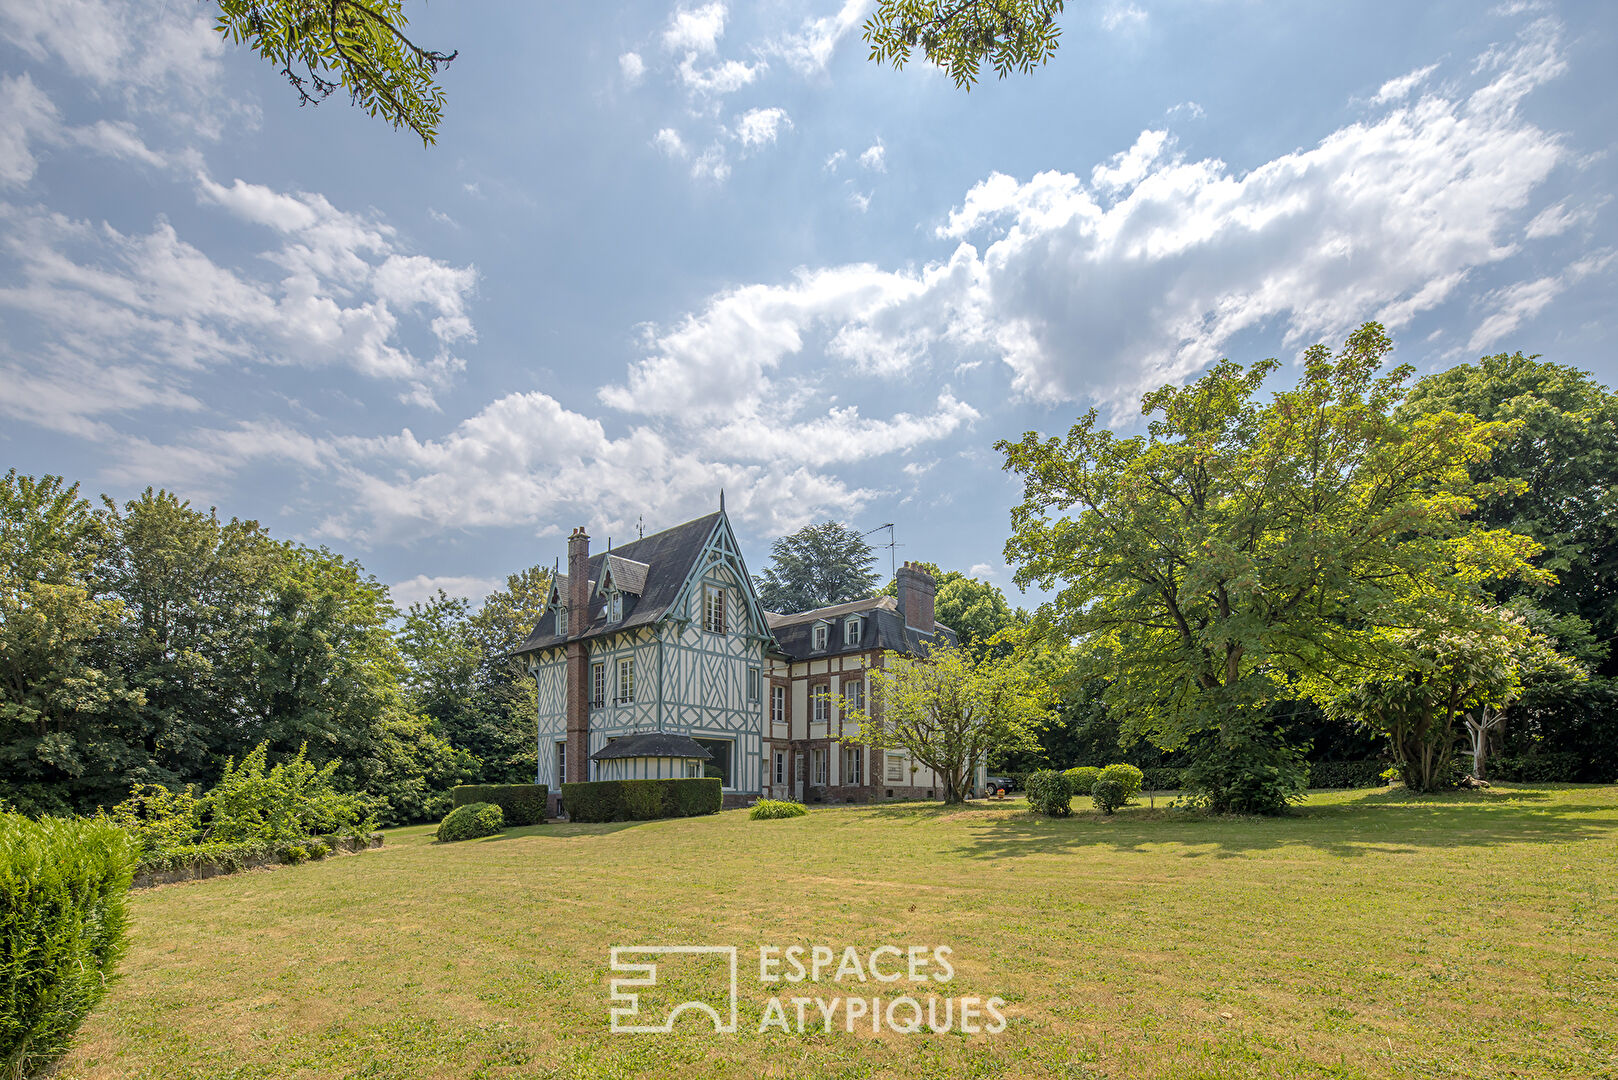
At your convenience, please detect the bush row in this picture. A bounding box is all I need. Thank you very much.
[438,802,504,842]
[1307,760,1390,789]
[1,814,137,1079]
[1027,764,1146,816]
[450,784,548,826]
[1488,752,1582,783]
[560,778,722,823]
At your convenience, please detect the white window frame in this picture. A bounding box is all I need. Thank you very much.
[886,753,905,783]
[812,623,827,651]
[704,584,727,634]
[591,662,605,708]
[556,605,568,636]
[812,684,830,724]
[557,741,567,785]
[609,591,623,623]
[845,617,862,646]
[774,750,786,786]
[617,657,635,704]
[843,746,864,785]
[747,666,761,702]
[812,748,828,786]
[771,685,786,726]
[846,678,865,713]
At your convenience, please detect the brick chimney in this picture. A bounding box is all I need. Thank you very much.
[895,561,935,635]
[565,526,591,788]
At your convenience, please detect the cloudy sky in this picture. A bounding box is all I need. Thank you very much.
[2,0,1614,608]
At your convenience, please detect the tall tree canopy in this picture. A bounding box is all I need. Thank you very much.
[755,521,880,614]
[215,0,455,143]
[998,323,1550,811]
[864,0,1065,88]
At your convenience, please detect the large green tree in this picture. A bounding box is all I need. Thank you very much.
[755,521,880,614]
[877,563,1018,654]
[465,566,550,783]
[997,324,1549,812]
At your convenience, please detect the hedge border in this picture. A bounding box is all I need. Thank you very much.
[451,784,549,826]
[560,778,721,823]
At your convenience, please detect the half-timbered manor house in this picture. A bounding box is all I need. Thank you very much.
[512,505,968,814]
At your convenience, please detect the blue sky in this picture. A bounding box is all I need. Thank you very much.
[2,0,1614,609]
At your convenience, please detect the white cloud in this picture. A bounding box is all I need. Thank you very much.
[1088,128,1167,193]
[663,2,728,54]
[619,51,646,85]
[1525,198,1598,239]
[734,106,791,148]
[0,74,59,187]
[1371,63,1439,105]
[1466,252,1613,353]
[390,574,505,608]
[1166,100,1205,120]
[1101,4,1147,33]
[764,0,866,75]
[824,149,847,172]
[677,54,763,96]
[848,191,872,213]
[691,146,731,183]
[859,141,886,172]
[653,128,688,158]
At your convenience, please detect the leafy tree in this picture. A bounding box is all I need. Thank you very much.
[877,562,1017,654]
[398,590,479,739]
[864,0,1065,88]
[214,0,456,144]
[846,642,1049,803]
[997,324,1548,813]
[0,472,142,815]
[755,521,879,613]
[465,566,551,783]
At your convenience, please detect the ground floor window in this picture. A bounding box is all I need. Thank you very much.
[812,747,828,786]
[774,750,786,786]
[842,746,864,785]
[556,741,567,785]
[693,737,734,788]
[886,753,905,783]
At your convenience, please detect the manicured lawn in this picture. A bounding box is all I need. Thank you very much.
[61,785,1618,1080]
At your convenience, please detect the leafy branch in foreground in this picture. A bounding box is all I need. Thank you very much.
[864,0,1065,88]
[215,0,456,144]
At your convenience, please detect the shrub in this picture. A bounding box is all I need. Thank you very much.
[1062,767,1101,796]
[1490,752,1581,783]
[1097,764,1145,802]
[1379,766,1403,785]
[1025,769,1073,817]
[1091,778,1128,814]
[749,800,808,820]
[450,784,549,826]
[307,841,332,860]
[1,814,138,1078]
[1139,767,1184,791]
[281,845,310,865]
[1307,761,1388,789]
[1179,721,1309,814]
[436,802,504,842]
[560,779,722,823]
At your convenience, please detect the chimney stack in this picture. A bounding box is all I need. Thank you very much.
[895,562,936,635]
[565,526,591,789]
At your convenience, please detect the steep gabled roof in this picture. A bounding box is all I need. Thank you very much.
[513,511,726,655]
[767,595,957,661]
[600,554,650,596]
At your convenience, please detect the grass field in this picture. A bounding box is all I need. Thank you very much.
[60,785,1618,1080]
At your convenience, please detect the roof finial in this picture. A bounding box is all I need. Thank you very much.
[720,488,725,512]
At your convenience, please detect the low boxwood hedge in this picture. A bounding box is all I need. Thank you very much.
[451,784,549,826]
[2,814,138,1079]
[437,802,504,842]
[560,778,721,823]
[1489,752,1581,784]
[1307,760,1389,789]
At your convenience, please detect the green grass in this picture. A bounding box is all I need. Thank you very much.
[60,785,1618,1079]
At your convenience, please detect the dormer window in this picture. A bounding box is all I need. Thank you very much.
[812,622,828,651]
[556,605,568,636]
[609,591,623,623]
[703,584,727,634]
[845,616,862,647]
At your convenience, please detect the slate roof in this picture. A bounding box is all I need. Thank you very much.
[766,595,957,662]
[514,512,722,656]
[590,732,713,761]
[602,554,650,596]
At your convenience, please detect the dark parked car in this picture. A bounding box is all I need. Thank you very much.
[983,775,1014,798]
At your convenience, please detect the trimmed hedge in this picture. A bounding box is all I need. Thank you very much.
[2,814,138,1079]
[749,800,808,820]
[1063,767,1101,796]
[1308,760,1390,789]
[560,778,722,823]
[1098,763,1144,802]
[437,802,504,842]
[1489,752,1582,784]
[1092,779,1128,814]
[451,784,549,826]
[1026,770,1074,816]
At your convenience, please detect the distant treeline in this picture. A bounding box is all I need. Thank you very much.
[1,473,548,822]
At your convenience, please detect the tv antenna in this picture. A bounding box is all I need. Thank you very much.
[637,514,645,540]
[864,522,902,581]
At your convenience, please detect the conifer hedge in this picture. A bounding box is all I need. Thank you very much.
[1,814,137,1078]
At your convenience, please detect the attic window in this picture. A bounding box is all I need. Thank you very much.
[703,584,727,634]
[609,591,623,623]
[845,617,862,647]
[557,605,569,636]
[812,623,827,651]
